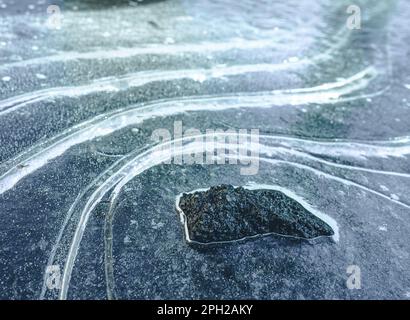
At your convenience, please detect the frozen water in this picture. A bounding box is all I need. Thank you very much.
[0,0,409,300]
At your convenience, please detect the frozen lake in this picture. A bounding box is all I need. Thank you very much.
[0,0,409,299]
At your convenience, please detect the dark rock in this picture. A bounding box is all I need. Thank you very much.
[177,184,334,244]
[64,0,167,11]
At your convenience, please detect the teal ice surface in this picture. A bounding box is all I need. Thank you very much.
[0,0,409,299]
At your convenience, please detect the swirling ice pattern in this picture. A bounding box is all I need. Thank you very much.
[49,132,410,300]
[0,0,407,300]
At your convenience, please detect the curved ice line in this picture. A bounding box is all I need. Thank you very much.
[40,131,410,299]
[0,50,374,116]
[40,128,410,298]
[39,142,156,300]
[36,0,392,298]
[2,0,390,76]
[59,148,168,299]
[101,140,409,298]
[58,134,410,299]
[38,151,137,299]
[244,182,339,238]
[0,67,377,195]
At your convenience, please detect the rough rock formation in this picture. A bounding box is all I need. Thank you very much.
[178,184,334,244]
